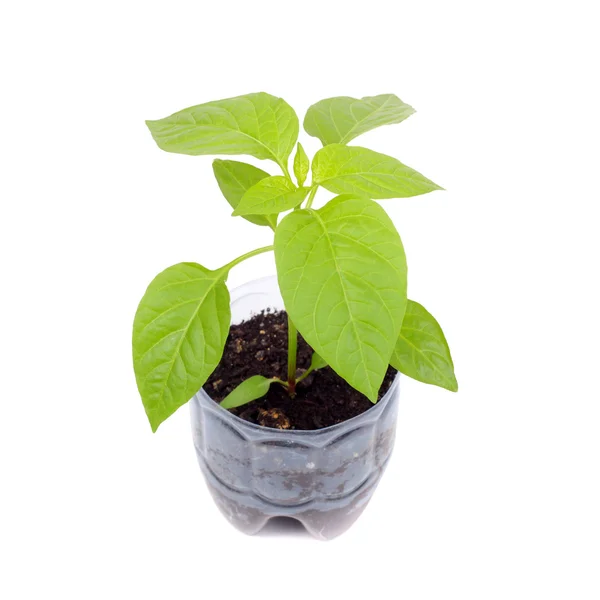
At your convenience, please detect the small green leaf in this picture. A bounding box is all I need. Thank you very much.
[212,160,276,228]
[309,352,327,371]
[312,144,442,199]
[146,92,298,165]
[234,176,309,216]
[275,196,407,401]
[132,263,230,431]
[391,300,458,392]
[293,142,310,187]
[220,375,273,409]
[304,94,415,146]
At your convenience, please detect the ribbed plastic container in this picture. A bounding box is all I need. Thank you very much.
[190,276,400,540]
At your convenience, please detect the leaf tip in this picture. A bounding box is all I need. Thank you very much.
[365,386,379,404]
[148,414,161,433]
[440,372,458,392]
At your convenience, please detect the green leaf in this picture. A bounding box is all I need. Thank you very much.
[212,159,276,228]
[304,94,415,146]
[220,375,273,409]
[146,92,298,166]
[391,300,458,392]
[275,196,407,401]
[234,176,309,216]
[133,263,230,431]
[312,144,442,199]
[309,351,327,371]
[293,142,309,186]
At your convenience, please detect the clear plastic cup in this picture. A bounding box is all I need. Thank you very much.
[190,276,400,540]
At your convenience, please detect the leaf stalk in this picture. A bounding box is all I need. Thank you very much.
[305,185,318,209]
[223,245,274,272]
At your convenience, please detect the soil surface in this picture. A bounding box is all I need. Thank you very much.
[204,310,397,430]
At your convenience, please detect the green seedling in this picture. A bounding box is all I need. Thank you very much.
[133,93,457,431]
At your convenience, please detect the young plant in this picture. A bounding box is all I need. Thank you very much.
[133,92,458,432]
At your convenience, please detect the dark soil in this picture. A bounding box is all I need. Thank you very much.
[204,310,397,430]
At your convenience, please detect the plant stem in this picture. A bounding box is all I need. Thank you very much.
[296,365,313,384]
[287,315,298,396]
[278,160,293,183]
[305,185,318,209]
[271,377,289,389]
[223,245,274,272]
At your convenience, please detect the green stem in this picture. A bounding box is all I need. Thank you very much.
[278,160,293,183]
[287,315,298,396]
[296,365,313,384]
[305,185,318,209]
[223,245,274,272]
[271,377,289,389]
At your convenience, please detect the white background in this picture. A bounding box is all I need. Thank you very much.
[1,0,599,598]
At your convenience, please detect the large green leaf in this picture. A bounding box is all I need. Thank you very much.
[391,300,458,392]
[212,159,276,228]
[275,196,407,401]
[146,92,298,166]
[312,144,442,199]
[233,176,308,216]
[133,263,230,431]
[220,375,274,409]
[304,94,415,146]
